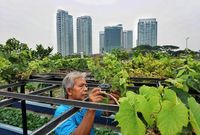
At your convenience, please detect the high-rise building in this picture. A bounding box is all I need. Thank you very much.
[137,18,157,46]
[99,31,104,53]
[123,30,133,49]
[56,9,74,56]
[104,24,123,52]
[77,16,92,55]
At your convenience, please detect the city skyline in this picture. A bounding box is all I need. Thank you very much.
[0,0,199,54]
[100,24,133,53]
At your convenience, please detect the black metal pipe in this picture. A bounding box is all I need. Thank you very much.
[31,98,89,135]
[0,85,60,107]
[26,79,61,85]
[50,90,53,97]
[0,82,25,90]
[0,91,119,112]
[31,107,79,135]
[0,98,19,107]
[30,85,60,95]
[20,84,28,135]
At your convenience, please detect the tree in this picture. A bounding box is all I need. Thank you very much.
[161,45,179,53]
[0,38,32,83]
[111,48,129,60]
[32,44,53,59]
[132,45,160,57]
[3,38,29,54]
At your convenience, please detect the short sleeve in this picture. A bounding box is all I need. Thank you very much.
[95,110,103,117]
[54,105,77,135]
[55,117,77,135]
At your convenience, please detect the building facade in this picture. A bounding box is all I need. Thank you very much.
[123,30,133,49]
[137,18,157,46]
[99,31,104,53]
[77,16,92,55]
[56,9,74,56]
[104,24,123,52]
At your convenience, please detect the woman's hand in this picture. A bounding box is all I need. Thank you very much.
[108,90,120,105]
[89,88,104,103]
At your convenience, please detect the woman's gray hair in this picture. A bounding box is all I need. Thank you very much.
[62,71,87,98]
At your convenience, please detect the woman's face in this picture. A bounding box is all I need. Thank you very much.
[69,77,88,100]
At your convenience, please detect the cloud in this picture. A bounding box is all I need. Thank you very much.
[74,0,119,5]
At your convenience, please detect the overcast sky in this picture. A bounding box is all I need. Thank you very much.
[0,0,200,54]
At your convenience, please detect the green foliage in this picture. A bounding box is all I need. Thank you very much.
[132,45,160,56]
[138,86,161,126]
[31,44,53,60]
[25,83,37,92]
[131,53,182,78]
[115,85,200,135]
[157,89,188,135]
[94,127,119,135]
[0,56,11,83]
[1,39,200,135]
[131,45,179,58]
[1,38,199,85]
[166,65,200,93]
[161,45,179,54]
[115,92,146,135]
[188,97,200,135]
[0,38,55,82]
[2,38,29,54]
[63,58,89,71]
[87,53,129,94]
[27,57,89,76]
[132,45,200,58]
[111,48,129,60]
[0,38,32,82]
[0,107,52,131]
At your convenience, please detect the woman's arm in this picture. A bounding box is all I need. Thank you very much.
[72,88,104,135]
[72,109,96,135]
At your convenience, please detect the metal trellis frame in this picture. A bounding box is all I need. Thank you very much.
[0,79,119,135]
[0,75,169,135]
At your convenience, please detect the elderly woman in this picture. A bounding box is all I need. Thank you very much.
[54,71,119,135]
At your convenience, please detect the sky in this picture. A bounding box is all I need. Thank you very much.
[0,0,200,54]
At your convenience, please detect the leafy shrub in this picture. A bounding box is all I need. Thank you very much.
[0,107,52,131]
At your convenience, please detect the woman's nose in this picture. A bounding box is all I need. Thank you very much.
[84,85,88,91]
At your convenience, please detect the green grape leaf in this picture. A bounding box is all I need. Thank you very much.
[166,78,189,92]
[187,76,200,93]
[157,101,188,135]
[163,88,177,104]
[135,95,160,126]
[188,97,200,135]
[139,85,161,100]
[173,88,190,107]
[176,68,185,78]
[135,87,161,126]
[119,78,126,85]
[115,93,146,135]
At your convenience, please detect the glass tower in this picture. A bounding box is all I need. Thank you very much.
[99,31,104,53]
[77,16,92,55]
[104,24,123,52]
[56,9,74,56]
[123,30,133,49]
[137,18,157,46]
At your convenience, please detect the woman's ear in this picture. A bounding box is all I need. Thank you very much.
[67,88,72,96]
